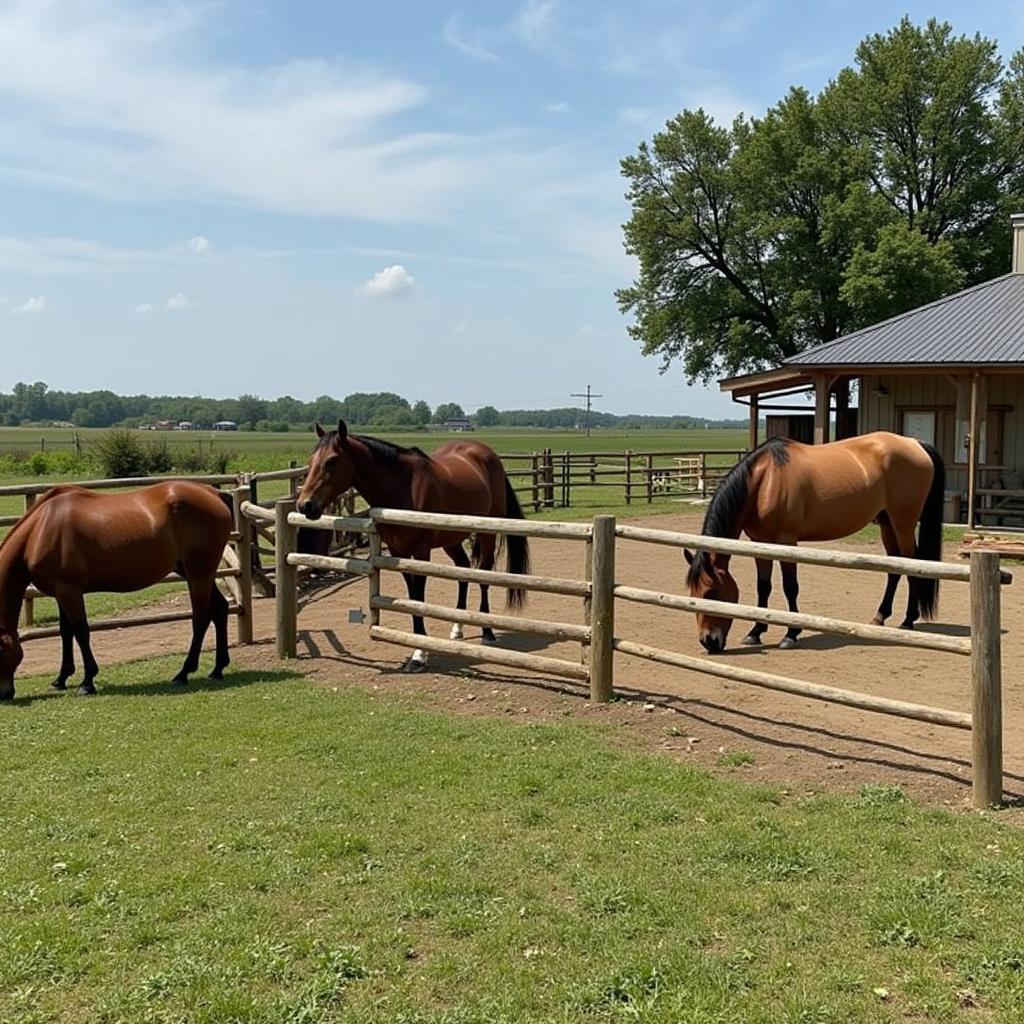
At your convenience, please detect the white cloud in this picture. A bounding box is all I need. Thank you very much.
[546,101,571,114]
[362,265,415,297]
[452,321,468,335]
[135,302,153,313]
[442,13,500,62]
[166,293,190,310]
[13,295,46,315]
[186,235,210,253]
[515,0,559,48]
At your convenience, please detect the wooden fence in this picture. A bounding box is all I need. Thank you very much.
[258,499,1011,808]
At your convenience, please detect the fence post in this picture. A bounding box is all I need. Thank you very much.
[646,453,654,503]
[21,494,36,627]
[589,454,596,486]
[288,460,300,497]
[700,451,708,498]
[563,451,570,508]
[625,451,633,505]
[581,531,593,665]
[367,527,382,627]
[232,484,254,645]
[970,550,1003,808]
[531,453,540,512]
[275,497,298,659]
[543,449,554,507]
[589,515,615,702]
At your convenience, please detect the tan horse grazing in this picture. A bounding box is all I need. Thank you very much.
[684,432,945,653]
[0,481,233,700]
[297,419,530,673]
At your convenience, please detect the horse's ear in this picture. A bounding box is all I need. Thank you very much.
[314,422,325,438]
[336,419,348,443]
[683,549,694,566]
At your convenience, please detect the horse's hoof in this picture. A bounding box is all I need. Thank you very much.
[778,637,798,650]
[899,621,915,631]
[481,631,498,646]
[402,658,428,674]
[171,676,188,687]
[741,634,761,646]
[870,616,886,627]
[75,683,96,697]
[208,668,224,681]
[50,680,68,691]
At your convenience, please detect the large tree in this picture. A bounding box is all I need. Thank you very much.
[619,17,1024,382]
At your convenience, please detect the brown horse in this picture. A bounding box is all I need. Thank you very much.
[0,481,233,700]
[684,432,945,653]
[297,420,530,672]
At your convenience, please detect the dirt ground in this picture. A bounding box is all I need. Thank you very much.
[18,511,1023,810]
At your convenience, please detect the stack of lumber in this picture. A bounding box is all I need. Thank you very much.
[958,530,1024,559]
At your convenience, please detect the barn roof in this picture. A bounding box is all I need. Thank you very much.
[786,273,1024,368]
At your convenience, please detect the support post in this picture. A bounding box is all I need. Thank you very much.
[563,451,570,508]
[21,494,36,627]
[970,550,1003,808]
[581,532,593,665]
[813,373,830,445]
[368,529,382,627]
[531,453,540,512]
[589,455,596,486]
[646,453,654,503]
[288,460,299,497]
[589,515,615,702]
[967,373,980,529]
[275,497,298,659]
[625,451,633,505]
[232,485,254,645]
[700,451,708,498]
[834,378,850,439]
[749,395,759,451]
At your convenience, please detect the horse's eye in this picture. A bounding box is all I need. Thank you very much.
[323,456,339,469]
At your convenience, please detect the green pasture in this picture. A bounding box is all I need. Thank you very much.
[2,659,1023,1023]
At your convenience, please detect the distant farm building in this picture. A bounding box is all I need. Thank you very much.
[443,419,473,432]
[213,420,238,431]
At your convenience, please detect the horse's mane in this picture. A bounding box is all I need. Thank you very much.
[316,431,427,463]
[685,437,790,588]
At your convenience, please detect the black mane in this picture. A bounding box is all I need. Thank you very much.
[316,431,427,463]
[685,436,790,587]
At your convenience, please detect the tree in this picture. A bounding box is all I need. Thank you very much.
[619,18,1024,381]
[412,400,431,426]
[475,405,500,426]
[433,402,465,423]
[237,394,268,427]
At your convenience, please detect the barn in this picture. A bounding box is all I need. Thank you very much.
[719,214,1024,530]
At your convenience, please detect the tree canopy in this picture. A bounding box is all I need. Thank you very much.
[618,17,1024,382]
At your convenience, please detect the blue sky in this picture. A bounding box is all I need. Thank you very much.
[2,1,1021,417]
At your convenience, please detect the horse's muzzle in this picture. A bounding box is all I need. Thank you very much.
[700,634,725,655]
[298,500,322,520]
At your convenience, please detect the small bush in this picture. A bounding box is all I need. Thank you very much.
[174,448,207,473]
[208,449,236,475]
[145,438,173,475]
[91,429,149,478]
[28,452,48,476]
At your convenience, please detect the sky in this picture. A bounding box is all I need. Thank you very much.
[1,1,1022,418]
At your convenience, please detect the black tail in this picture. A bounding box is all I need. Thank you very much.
[503,476,531,610]
[914,441,945,620]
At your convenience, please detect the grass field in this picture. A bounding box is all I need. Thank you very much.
[2,658,1024,1023]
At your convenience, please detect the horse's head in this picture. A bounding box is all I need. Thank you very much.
[0,627,24,700]
[683,549,739,654]
[297,419,353,520]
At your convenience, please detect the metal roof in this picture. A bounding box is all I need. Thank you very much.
[786,273,1024,368]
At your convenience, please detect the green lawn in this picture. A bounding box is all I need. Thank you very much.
[2,659,1023,1023]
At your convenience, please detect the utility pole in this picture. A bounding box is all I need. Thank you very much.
[571,384,602,437]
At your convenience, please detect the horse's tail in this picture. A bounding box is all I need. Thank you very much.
[503,474,531,610]
[915,441,945,620]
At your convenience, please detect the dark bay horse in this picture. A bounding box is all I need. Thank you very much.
[297,420,530,672]
[0,481,233,699]
[684,432,945,653]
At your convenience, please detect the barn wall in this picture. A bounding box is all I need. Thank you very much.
[858,373,1024,498]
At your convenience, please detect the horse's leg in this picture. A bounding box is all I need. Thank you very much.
[778,561,801,650]
[871,512,903,626]
[476,534,498,645]
[893,518,923,630]
[208,584,231,680]
[49,604,76,691]
[56,590,99,696]
[173,573,215,684]
[401,566,430,673]
[443,542,470,642]
[742,558,773,646]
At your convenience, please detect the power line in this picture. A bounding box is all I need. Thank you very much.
[570,383,603,437]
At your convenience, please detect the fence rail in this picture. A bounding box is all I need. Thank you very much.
[255,499,1009,808]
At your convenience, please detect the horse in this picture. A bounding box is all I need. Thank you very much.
[297,419,530,673]
[0,481,234,700]
[683,431,945,653]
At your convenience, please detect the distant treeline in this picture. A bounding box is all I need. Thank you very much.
[0,382,745,431]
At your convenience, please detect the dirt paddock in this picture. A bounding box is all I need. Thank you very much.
[17,511,1024,810]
